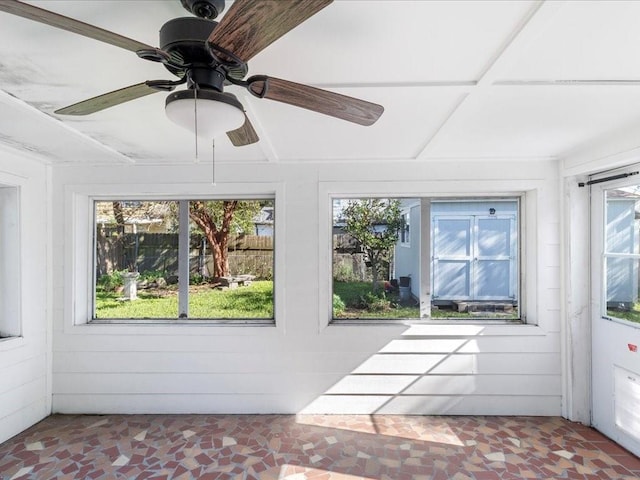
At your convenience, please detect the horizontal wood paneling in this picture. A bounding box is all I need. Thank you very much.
[53,351,377,374]
[53,393,315,415]
[378,395,562,415]
[323,373,560,396]
[53,372,339,395]
[0,376,47,421]
[51,159,562,416]
[0,337,46,368]
[352,353,561,375]
[52,331,397,354]
[54,351,561,376]
[404,374,561,396]
[0,354,47,395]
[56,372,554,398]
[303,394,562,415]
[379,333,561,353]
[0,398,48,444]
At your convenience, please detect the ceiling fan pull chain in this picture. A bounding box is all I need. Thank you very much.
[194,88,199,160]
[212,139,216,186]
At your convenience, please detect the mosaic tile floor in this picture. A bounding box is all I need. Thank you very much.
[0,415,639,479]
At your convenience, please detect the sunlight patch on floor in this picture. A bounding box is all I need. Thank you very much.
[295,414,465,446]
[273,464,376,480]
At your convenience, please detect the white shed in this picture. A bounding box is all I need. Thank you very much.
[394,199,518,305]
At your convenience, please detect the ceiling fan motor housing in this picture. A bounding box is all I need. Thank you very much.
[159,17,247,85]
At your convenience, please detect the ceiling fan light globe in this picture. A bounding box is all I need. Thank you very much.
[165,90,245,139]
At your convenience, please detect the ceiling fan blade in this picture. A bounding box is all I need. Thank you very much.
[0,0,154,52]
[207,0,332,63]
[55,82,162,116]
[247,76,384,126]
[227,113,259,146]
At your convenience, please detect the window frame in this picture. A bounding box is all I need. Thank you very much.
[319,180,538,332]
[91,198,275,322]
[65,182,284,334]
[596,181,640,329]
[0,184,21,340]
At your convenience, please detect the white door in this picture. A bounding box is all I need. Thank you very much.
[432,215,516,301]
[432,216,473,300]
[591,176,640,457]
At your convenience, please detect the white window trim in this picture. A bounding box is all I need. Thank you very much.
[591,177,640,330]
[0,182,21,341]
[64,182,285,336]
[319,180,543,336]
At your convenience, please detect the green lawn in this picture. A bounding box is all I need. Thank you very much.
[333,281,419,319]
[606,304,640,324]
[333,281,519,320]
[95,281,273,319]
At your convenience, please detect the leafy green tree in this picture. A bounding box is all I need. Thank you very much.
[342,199,403,291]
[189,200,264,277]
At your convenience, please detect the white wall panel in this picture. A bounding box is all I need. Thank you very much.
[51,159,562,415]
[53,372,340,395]
[404,374,561,396]
[0,354,46,394]
[375,395,561,415]
[380,332,561,354]
[302,394,561,416]
[54,394,320,415]
[0,147,50,444]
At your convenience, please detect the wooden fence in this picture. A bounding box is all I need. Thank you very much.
[97,231,386,282]
[96,232,273,280]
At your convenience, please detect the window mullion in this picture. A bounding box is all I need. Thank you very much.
[178,200,189,318]
[420,198,431,318]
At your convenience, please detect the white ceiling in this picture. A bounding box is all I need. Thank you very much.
[2,0,640,166]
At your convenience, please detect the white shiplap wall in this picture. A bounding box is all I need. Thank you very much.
[0,147,50,444]
[51,158,561,415]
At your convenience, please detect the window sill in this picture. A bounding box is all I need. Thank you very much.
[89,318,275,326]
[327,319,545,337]
[0,335,25,351]
[66,319,279,336]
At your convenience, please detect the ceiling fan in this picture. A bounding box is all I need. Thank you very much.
[0,0,384,146]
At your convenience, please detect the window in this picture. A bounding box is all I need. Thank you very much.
[0,185,20,338]
[400,210,411,246]
[332,197,520,321]
[93,198,274,322]
[603,185,640,324]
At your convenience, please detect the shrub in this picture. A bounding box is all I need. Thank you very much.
[139,270,165,282]
[97,269,125,292]
[333,263,358,282]
[333,294,346,315]
[359,291,391,312]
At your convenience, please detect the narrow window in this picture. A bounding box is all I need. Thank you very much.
[400,210,411,246]
[0,185,20,338]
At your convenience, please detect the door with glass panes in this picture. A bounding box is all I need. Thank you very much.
[591,174,640,457]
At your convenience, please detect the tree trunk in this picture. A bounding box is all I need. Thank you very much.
[369,248,380,292]
[112,201,127,270]
[210,237,228,278]
[189,200,237,278]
